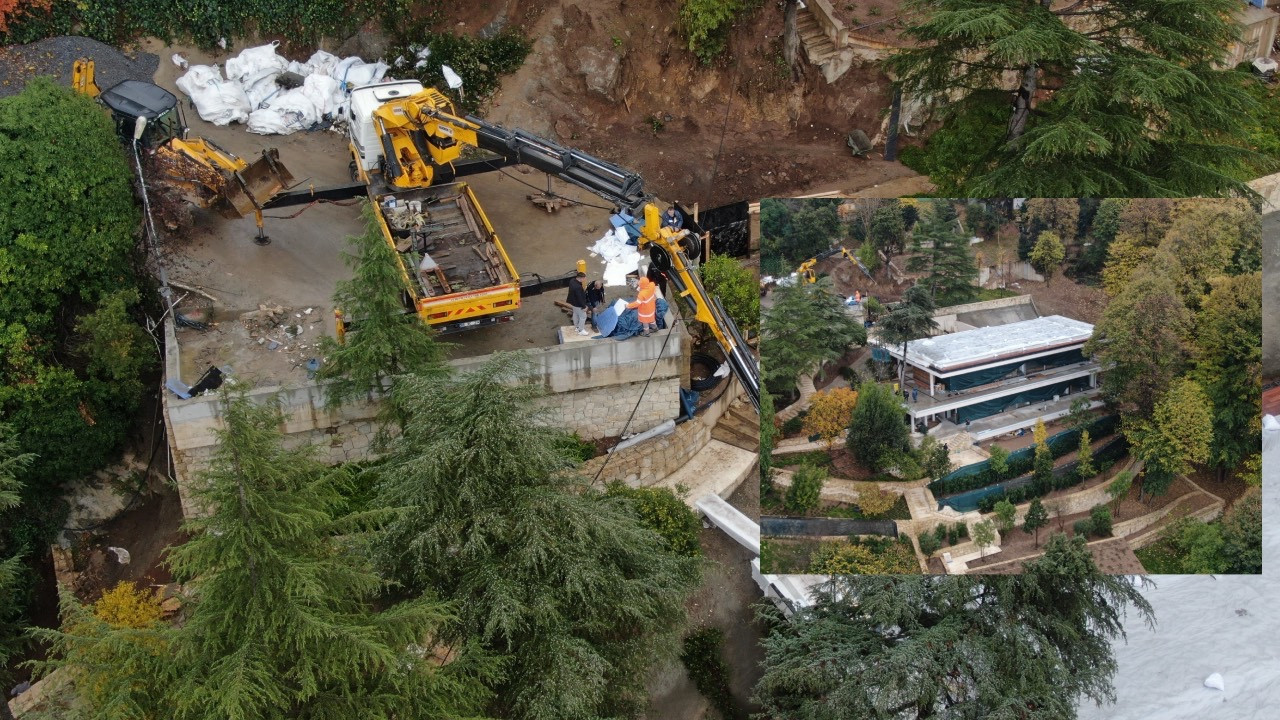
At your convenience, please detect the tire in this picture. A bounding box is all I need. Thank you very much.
[690,352,724,392]
[650,245,672,272]
[680,233,702,262]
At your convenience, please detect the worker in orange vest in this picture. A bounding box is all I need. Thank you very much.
[627,277,658,336]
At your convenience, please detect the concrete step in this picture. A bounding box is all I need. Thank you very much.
[718,417,759,444]
[713,424,759,452]
[659,439,757,504]
[806,39,837,58]
[724,402,759,428]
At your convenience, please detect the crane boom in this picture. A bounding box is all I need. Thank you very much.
[351,82,760,408]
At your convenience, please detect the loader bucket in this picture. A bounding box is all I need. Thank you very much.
[221,149,295,218]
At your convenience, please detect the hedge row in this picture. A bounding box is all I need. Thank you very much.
[2,0,385,48]
[974,436,1129,513]
[928,414,1119,496]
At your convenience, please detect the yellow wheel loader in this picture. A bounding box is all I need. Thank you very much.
[72,58,295,243]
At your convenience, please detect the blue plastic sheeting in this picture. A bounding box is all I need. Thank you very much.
[601,297,669,341]
[679,388,700,419]
[761,516,898,538]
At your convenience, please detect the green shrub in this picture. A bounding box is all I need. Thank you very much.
[702,255,760,336]
[680,627,737,720]
[954,522,969,539]
[933,524,948,544]
[397,30,532,111]
[680,0,747,65]
[946,528,959,546]
[556,432,597,462]
[1072,519,1092,538]
[918,532,941,556]
[1089,505,1112,538]
[781,415,805,436]
[606,484,703,557]
[785,465,825,515]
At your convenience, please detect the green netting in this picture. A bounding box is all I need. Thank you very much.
[954,377,1089,423]
[945,359,1022,391]
[929,414,1120,494]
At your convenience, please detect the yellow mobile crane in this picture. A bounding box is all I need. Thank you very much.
[72,59,295,238]
[276,79,759,408]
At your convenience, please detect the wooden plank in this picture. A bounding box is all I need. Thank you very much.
[455,198,482,244]
[473,246,499,283]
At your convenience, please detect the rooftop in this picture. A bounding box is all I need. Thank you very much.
[903,315,1094,373]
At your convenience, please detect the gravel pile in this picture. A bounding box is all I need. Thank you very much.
[0,35,158,99]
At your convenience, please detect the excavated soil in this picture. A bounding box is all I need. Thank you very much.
[458,0,921,206]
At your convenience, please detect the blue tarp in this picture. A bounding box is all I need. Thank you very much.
[598,298,669,341]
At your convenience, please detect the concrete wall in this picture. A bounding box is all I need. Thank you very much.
[977,261,1044,288]
[581,377,739,488]
[933,294,1034,333]
[164,320,690,517]
[1251,171,1280,214]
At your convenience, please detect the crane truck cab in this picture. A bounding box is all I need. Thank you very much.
[347,80,424,180]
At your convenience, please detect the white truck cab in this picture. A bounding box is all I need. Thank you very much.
[347,80,425,173]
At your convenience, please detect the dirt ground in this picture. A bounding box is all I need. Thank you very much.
[135,36,651,386]
[471,0,923,207]
[1019,272,1109,325]
[647,479,764,719]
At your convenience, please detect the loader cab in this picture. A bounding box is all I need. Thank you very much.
[98,80,187,148]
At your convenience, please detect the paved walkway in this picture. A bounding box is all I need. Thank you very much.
[775,374,817,423]
[660,439,757,506]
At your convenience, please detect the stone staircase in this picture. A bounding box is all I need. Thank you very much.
[796,9,839,66]
[712,399,759,452]
[795,4,858,83]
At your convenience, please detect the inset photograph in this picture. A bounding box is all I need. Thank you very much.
[760,197,1261,575]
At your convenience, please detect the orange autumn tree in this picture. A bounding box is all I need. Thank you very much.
[0,0,53,33]
[803,387,859,450]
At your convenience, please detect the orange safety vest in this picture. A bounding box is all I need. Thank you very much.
[628,285,657,323]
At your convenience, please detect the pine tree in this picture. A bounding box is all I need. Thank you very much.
[907,201,977,304]
[762,278,867,398]
[318,204,449,419]
[1022,498,1048,547]
[372,354,701,720]
[885,0,1261,197]
[877,284,938,391]
[0,424,34,714]
[753,534,1154,719]
[35,391,492,720]
[846,382,911,473]
[1079,198,1126,275]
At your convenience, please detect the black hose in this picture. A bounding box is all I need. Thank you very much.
[690,352,724,392]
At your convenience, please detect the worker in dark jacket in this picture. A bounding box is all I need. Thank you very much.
[567,271,590,336]
[662,205,684,231]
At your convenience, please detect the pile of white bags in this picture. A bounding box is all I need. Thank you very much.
[176,42,391,135]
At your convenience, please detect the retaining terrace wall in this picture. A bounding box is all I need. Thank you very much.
[164,318,690,518]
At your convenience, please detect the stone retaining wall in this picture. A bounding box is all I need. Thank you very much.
[164,318,691,517]
[581,378,739,488]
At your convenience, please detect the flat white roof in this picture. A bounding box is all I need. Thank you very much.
[903,315,1094,373]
